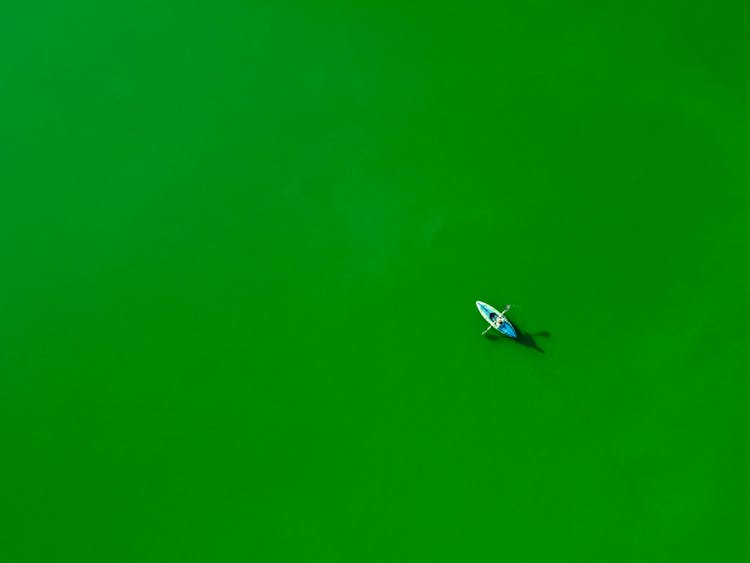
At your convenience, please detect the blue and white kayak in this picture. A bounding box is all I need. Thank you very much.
[476,301,517,338]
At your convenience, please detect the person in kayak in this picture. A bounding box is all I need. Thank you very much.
[489,312,505,327]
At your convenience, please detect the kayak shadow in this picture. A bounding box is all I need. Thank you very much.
[487,319,550,353]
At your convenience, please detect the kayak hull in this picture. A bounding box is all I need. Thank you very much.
[476,301,518,338]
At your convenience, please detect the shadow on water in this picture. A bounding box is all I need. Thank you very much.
[485,318,550,353]
[486,316,647,529]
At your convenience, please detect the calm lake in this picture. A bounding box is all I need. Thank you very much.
[2,2,749,562]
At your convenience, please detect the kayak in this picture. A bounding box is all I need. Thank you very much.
[476,301,517,338]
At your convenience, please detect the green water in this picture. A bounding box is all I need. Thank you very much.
[2,2,749,561]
